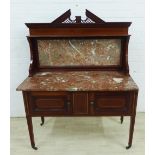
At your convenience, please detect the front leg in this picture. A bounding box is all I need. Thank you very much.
[126,115,136,149]
[26,116,38,150]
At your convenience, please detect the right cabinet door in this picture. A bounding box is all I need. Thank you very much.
[89,92,133,115]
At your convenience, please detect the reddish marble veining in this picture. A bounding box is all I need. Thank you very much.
[17,71,138,91]
[38,39,121,66]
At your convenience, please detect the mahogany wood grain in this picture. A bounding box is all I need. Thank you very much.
[73,92,89,115]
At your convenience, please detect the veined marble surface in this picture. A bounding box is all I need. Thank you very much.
[17,71,138,91]
[38,39,121,66]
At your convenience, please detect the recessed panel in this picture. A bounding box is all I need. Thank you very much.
[93,92,131,114]
[73,92,88,115]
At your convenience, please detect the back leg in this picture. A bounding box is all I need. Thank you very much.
[40,117,45,126]
[120,116,124,124]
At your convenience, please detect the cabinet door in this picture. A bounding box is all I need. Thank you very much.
[27,92,72,116]
[89,92,132,115]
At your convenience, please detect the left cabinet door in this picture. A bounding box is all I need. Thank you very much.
[26,92,72,116]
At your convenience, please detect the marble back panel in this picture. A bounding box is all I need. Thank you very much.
[37,39,121,66]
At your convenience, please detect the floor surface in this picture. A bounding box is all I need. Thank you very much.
[11,113,145,155]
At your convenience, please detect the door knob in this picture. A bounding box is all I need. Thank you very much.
[67,101,71,105]
[90,101,94,105]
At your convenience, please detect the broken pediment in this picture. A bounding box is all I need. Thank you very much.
[25,9,131,28]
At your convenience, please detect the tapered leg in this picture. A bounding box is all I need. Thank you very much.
[40,116,45,126]
[126,115,136,149]
[120,116,124,124]
[26,116,38,150]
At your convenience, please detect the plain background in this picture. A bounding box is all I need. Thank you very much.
[10,0,145,117]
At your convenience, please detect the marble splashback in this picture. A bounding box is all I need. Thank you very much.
[37,39,121,66]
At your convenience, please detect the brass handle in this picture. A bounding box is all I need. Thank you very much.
[90,101,94,105]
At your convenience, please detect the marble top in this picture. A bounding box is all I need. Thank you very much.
[17,71,138,91]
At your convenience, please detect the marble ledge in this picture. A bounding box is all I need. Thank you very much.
[17,71,139,92]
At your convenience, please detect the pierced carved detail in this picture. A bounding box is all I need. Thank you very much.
[52,9,104,24]
[81,18,95,23]
[62,17,95,24]
[62,18,76,24]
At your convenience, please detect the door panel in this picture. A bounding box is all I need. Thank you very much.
[73,92,88,115]
[89,92,132,115]
[27,92,72,115]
